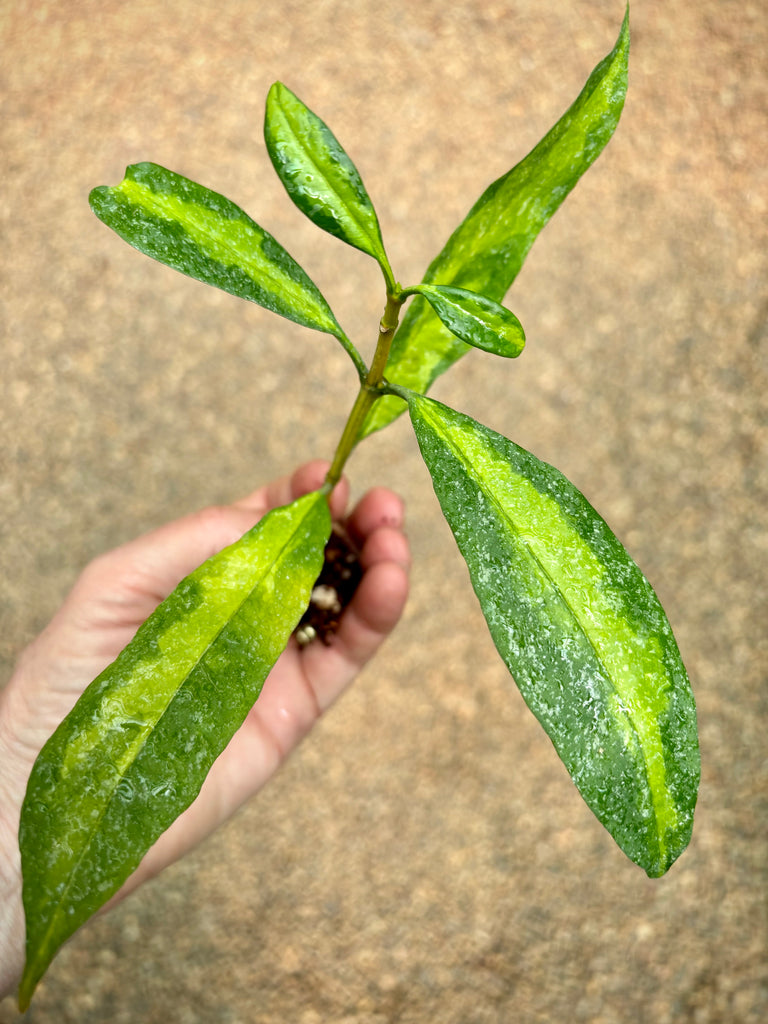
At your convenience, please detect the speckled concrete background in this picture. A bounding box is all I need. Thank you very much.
[1,1,766,1021]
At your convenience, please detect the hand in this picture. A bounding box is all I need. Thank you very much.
[0,460,409,998]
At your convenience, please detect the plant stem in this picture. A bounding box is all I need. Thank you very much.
[324,291,403,490]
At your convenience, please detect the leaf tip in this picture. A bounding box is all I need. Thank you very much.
[266,80,284,103]
[87,184,105,211]
[617,4,631,57]
[641,844,678,879]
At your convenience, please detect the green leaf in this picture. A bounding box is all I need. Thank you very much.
[364,10,630,435]
[18,491,331,1010]
[90,162,365,372]
[406,391,699,877]
[407,285,525,358]
[264,82,395,289]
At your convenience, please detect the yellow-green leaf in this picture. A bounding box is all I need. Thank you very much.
[407,391,699,877]
[408,284,525,358]
[18,491,331,1009]
[265,82,394,289]
[364,10,630,435]
[90,163,365,373]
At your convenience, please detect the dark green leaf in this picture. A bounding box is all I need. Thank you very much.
[18,491,331,1009]
[90,163,365,372]
[364,10,630,435]
[265,82,394,288]
[408,285,525,358]
[406,391,699,877]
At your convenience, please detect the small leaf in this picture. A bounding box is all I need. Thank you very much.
[408,285,525,358]
[406,391,699,877]
[363,10,630,435]
[265,82,394,288]
[90,162,361,363]
[18,491,331,1009]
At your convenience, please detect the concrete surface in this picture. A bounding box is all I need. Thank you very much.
[1,0,766,1021]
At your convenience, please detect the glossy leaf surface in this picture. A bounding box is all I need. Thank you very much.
[406,391,699,877]
[90,162,356,350]
[408,285,525,358]
[19,492,331,1009]
[364,10,629,435]
[265,82,394,286]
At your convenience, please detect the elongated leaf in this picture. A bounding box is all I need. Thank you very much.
[265,82,394,287]
[363,10,630,435]
[90,162,362,364]
[18,491,331,1009]
[406,391,699,877]
[408,285,525,358]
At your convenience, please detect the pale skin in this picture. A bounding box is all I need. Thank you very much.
[0,460,410,999]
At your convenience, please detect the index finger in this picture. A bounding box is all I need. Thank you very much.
[234,460,349,520]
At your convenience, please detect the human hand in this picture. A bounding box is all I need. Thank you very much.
[0,460,409,997]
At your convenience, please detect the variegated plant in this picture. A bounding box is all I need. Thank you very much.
[18,10,700,1009]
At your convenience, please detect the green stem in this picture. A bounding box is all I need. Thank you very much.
[325,291,403,490]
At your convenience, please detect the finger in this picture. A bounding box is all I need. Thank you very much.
[232,465,304,513]
[358,522,411,572]
[286,461,348,522]
[346,523,411,636]
[235,460,348,521]
[17,500,273,734]
[73,503,263,610]
[345,487,405,550]
[75,463,349,613]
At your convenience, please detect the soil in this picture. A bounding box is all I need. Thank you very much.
[294,525,363,647]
